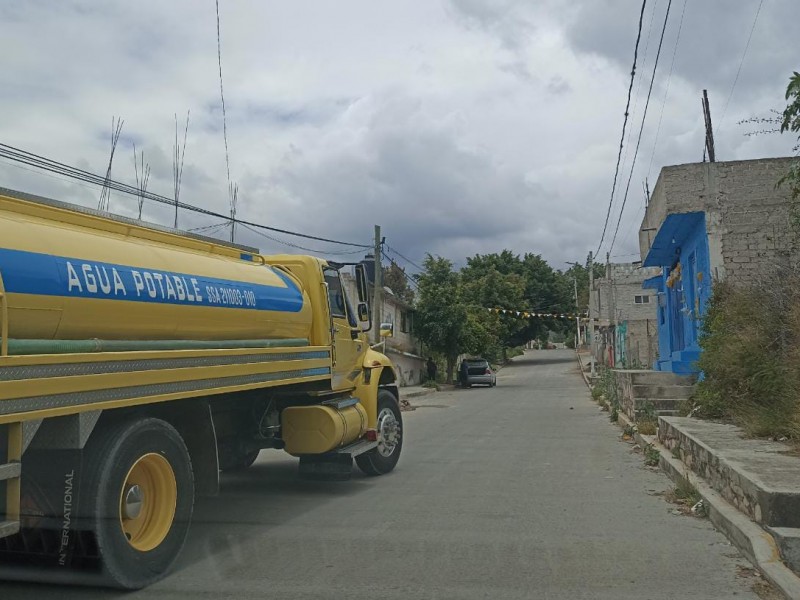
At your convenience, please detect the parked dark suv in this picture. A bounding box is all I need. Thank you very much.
[458,358,496,388]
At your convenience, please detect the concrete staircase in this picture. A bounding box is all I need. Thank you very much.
[613,370,696,421]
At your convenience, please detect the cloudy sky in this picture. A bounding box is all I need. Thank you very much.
[1,0,797,272]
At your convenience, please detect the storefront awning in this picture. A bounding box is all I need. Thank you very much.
[643,211,705,267]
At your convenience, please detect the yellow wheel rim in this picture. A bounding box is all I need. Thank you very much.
[118,453,177,552]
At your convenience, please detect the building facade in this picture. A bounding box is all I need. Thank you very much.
[638,157,797,373]
[341,271,425,386]
[590,262,660,368]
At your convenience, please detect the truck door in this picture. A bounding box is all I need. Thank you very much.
[323,267,365,391]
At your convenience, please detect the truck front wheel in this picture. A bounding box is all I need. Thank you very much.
[356,390,403,476]
[82,418,195,589]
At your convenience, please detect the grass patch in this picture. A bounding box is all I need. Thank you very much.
[674,478,701,505]
[643,443,660,467]
[635,400,658,436]
[637,420,657,436]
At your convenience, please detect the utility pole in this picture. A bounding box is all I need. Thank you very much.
[588,251,596,378]
[702,89,716,163]
[572,275,580,348]
[607,252,616,368]
[373,225,382,344]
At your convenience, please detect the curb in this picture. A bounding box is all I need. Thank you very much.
[576,352,592,389]
[652,437,800,599]
[401,388,437,400]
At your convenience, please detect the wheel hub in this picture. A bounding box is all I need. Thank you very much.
[123,484,144,520]
[376,408,401,457]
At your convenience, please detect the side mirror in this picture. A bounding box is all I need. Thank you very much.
[355,264,369,304]
[380,322,394,338]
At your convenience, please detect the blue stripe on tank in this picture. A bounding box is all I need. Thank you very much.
[0,248,304,312]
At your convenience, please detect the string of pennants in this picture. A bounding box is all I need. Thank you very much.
[487,307,586,320]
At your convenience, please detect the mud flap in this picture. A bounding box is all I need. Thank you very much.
[298,454,353,481]
[0,449,98,572]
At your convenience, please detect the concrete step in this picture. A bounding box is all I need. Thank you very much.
[659,417,800,528]
[622,398,683,421]
[623,370,697,387]
[632,384,694,400]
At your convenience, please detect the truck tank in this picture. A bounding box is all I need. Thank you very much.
[0,191,313,346]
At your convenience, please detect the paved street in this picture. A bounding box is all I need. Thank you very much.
[3,350,763,599]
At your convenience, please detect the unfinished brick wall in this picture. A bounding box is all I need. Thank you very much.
[640,157,798,284]
[715,159,796,282]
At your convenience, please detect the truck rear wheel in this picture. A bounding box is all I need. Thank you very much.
[356,390,402,476]
[82,418,194,589]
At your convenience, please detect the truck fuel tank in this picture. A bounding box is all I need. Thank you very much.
[281,401,368,455]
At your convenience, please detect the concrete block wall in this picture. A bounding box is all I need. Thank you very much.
[590,263,660,324]
[640,157,798,285]
[625,318,658,368]
[714,159,797,283]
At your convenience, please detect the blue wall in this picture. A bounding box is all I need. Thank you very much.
[643,212,711,374]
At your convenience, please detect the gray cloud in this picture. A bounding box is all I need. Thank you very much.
[0,0,797,272]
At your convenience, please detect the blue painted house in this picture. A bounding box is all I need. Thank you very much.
[638,158,796,374]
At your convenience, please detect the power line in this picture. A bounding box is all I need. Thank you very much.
[240,223,370,255]
[720,0,765,129]
[646,0,687,183]
[0,142,371,248]
[619,0,660,201]
[382,251,420,291]
[608,0,673,255]
[595,0,649,257]
[385,244,425,272]
[188,221,229,233]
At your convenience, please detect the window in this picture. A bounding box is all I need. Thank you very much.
[634,295,650,304]
[323,268,347,318]
[401,310,409,333]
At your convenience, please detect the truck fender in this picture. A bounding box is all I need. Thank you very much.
[126,399,220,497]
[355,349,399,427]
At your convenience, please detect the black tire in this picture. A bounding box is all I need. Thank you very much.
[356,390,403,476]
[81,418,194,590]
[219,448,260,472]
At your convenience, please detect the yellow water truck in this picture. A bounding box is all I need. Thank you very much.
[0,189,402,589]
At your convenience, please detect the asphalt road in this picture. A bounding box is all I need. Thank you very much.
[3,350,765,599]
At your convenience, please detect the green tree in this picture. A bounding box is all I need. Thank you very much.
[383,260,415,304]
[779,71,800,205]
[460,251,575,354]
[414,255,469,383]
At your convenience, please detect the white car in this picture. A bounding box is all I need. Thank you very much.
[459,358,497,387]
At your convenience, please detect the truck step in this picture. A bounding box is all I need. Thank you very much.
[0,520,20,539]
[335,439,378,457]
[321,397,360,409]
[0,462,21,482]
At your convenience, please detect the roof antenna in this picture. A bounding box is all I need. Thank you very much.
[98,116,124,212]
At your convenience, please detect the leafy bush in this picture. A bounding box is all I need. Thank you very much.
[694,277,800,440]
